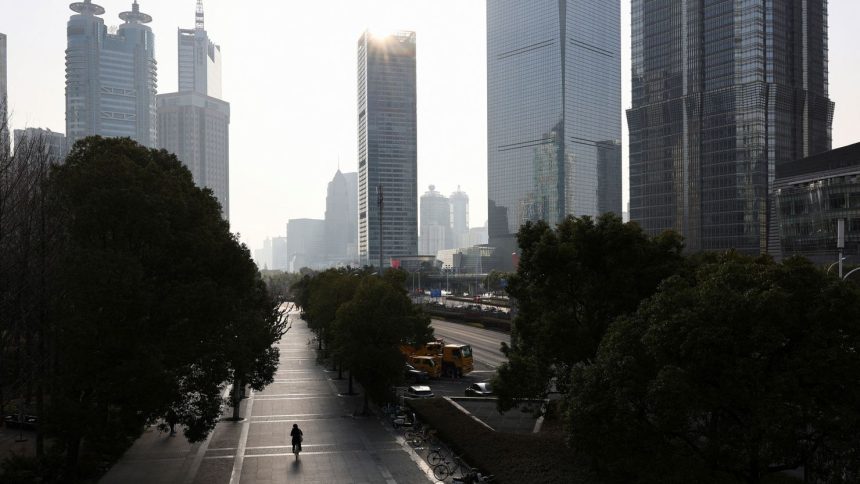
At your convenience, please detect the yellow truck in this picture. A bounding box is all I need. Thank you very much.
[408,355,442,378]
[401,339,473,378]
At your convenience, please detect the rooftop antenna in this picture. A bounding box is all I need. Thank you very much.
[195,0,205,30]
[69,0,105,16]
[119,1,152,24]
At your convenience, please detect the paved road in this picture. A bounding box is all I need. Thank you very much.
[102,314,434,484]
[430,319,509,369]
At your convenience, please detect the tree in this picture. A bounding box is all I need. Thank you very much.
[567,253,860,484]
[493,214,684,410]
[333,275,433,413]
[303,269,364,355]
[44,137,282,476]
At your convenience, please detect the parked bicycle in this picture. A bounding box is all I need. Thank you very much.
[433,454,472,481]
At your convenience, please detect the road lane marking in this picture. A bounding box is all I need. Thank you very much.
[227,389,255,484]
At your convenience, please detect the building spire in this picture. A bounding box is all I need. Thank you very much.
[195,0,205,30]
[119,0,152,24]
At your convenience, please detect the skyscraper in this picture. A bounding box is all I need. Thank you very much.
[178,1,221,98]
[65,0,157,149]
[0,33,8,156]
[325,169,359,264]
[486,1,622,268]
[450,186,470,249]
[419,185,451,256]
[627,0,835,253]
[357,31,418,268]
[157,1,230,218]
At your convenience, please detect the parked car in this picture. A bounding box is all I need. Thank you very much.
[404,363,429,382]
[405,385,435,399]
[465,382,494,397]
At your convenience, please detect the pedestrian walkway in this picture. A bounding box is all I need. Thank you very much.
[101,313,432,484]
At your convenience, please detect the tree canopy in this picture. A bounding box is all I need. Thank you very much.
[567,253,860,484]
[0,136,285,477]
[334,274,434,411]
[493,213,684,410]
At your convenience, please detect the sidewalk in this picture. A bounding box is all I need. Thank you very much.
[101,314,433,484]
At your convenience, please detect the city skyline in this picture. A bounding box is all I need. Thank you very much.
[1,1,858,254]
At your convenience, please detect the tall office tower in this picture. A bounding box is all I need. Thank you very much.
[13,128,67,162]
[419,185,451,256]
[178,0,221,97]
[628,0,834,254]
[449,186,470,249]
[325,169,359,263]
[357,31,418,268]
[0,33,8,156]
[65,0,157,149]
[157,1,230,218]
[487,1,622,268]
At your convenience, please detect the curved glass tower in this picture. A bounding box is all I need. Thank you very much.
[65,0,157,149]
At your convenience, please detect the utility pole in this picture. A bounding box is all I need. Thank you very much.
[838,218,845,278]
[377,184,384,272]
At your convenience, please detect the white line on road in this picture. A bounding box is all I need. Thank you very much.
[228,389,255,484]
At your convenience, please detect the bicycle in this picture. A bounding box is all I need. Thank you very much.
[426,444,447,466]
[433,454,471,481]
[405,426,435,448]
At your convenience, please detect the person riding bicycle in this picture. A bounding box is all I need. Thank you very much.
[290,423,304,454]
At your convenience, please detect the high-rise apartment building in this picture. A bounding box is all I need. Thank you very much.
[65,0,157,149]
[487,1,622,268]
[450,186,470,249]
[357,31,418,268]
[0,33,8,156]
[157,1,230,219]
[627,0,835,253]
[419,185,451,256]
[325,169,359,264]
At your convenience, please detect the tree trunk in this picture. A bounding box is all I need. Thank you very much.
[64,434,81,481]
[348,373,354,395]
[337,360,343,380]
[231,378,242,420]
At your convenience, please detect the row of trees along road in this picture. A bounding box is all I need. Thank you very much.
[291,268,434,413]
[494,213,860,483]
[0,135,287,481]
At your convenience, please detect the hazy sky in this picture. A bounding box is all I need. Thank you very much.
[3,1,859,252]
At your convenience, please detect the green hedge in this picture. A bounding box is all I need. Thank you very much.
[407,398,597,484]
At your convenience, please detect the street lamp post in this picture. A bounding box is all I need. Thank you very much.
[838,218,845,278]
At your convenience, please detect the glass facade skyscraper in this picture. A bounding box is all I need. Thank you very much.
[357,31,418,268]
[487,0,622,266]
[65,0,157,149]
[628,0,835,254]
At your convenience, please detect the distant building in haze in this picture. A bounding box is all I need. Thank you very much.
[13,128,67,162]
[325,169,359,265]
[0,33,8,156]
[357,30,418,268]
[628,0,835,253]
[449,186,469,249]
[157,1,230,219]
[271,236,288,271]
[419,185,451,256]
[65,0,157,149]
[287,218,325,272]
[486,1,622,269]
